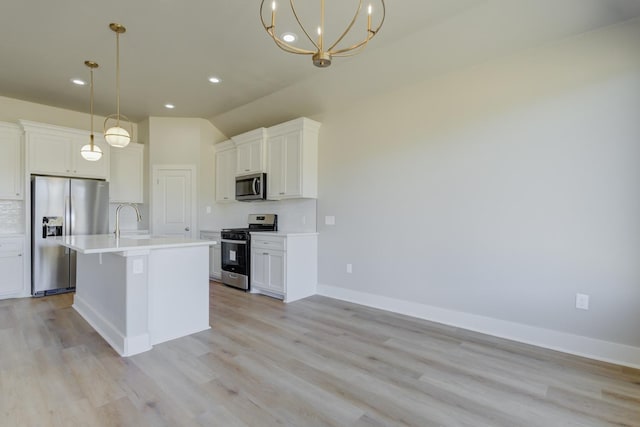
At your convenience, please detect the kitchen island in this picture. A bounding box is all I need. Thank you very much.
[59,234,213,356]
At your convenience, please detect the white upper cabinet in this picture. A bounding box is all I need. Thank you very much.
[231,128,267,176]
[266,118,320,200]
[0,122,23,200]
[215,140,236,203]
[21,120,110,180]
[110,142,144,203]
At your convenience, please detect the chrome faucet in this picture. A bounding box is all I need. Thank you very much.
[114,203,142,238]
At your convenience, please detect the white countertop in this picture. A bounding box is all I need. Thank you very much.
[58,234,214,254]
[250,231,319,237]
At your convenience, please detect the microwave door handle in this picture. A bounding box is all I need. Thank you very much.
[253,177,259,195]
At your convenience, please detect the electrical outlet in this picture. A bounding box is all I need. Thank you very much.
[206,206,212,214]
[346,263,353,273]
[576,293,589,310]
[133,259,144,274]
[302,215,306,225]
[325,216,336,225]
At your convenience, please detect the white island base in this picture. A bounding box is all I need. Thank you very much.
[61,236,211,357]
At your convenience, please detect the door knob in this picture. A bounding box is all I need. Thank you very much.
[185,227,190,231]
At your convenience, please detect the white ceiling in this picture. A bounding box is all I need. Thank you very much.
[1,0,639,137]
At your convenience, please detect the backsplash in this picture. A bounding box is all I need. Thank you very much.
[206,199,317,232]
[0,200,24,234]
[108,203,149,232]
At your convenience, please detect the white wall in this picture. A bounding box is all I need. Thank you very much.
[146,117,227,234]
[315,19,640,356]
[0,96,138,137]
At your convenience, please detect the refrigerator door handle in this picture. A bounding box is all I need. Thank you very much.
[64,196,70,254]
[64,196,70,236]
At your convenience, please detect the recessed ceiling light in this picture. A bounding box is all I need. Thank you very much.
[208,76,221,84]
[164,104,175,109]
[71,78,86,86]
[282,32,297,43]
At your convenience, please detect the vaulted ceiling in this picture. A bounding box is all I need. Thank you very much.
[1,0,639,136]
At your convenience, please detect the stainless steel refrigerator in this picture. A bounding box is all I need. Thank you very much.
[31,176,109,296]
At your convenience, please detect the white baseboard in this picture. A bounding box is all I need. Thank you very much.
[73,295,151,357]
[316,284,640,369]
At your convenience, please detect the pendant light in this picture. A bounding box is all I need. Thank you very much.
[80,61,103,161]
[104,23,133,148]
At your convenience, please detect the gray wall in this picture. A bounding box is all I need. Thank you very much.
[315,19,640,348]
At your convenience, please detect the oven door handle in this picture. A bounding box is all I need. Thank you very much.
[221,239,247,244]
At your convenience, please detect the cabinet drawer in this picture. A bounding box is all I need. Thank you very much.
[251,236,285,251]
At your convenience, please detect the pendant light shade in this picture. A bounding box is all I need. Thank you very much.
[81,139,103,161]
[80,60,103,162]
[104,125,130,147]
[104,23,133,148]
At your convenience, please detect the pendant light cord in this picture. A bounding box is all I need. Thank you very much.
[115,31,121,128]
[90,65,95,149]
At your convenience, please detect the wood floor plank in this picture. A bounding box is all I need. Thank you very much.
[0,282,638,426]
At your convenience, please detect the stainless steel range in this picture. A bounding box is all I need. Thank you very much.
[221,214,277,290]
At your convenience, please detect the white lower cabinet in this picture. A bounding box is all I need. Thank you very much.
[251,248,285,294]
[250,233,317,303]
[0,237,25,299]
[200,231,221,280]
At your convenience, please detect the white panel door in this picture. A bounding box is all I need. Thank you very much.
[153,167,194,237]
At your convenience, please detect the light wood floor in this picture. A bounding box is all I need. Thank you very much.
[1,282,639,426]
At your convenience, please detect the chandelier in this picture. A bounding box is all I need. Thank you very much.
[104,23,133,148]
[80,61,103,161]
[260,0,385,67]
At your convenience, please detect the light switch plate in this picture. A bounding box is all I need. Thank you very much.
[576,293,589,310]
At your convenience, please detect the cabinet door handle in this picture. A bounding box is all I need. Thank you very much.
[279,192,285,195]
[263,252,268,255]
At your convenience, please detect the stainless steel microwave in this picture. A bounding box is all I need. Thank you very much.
[235,173,267,201]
